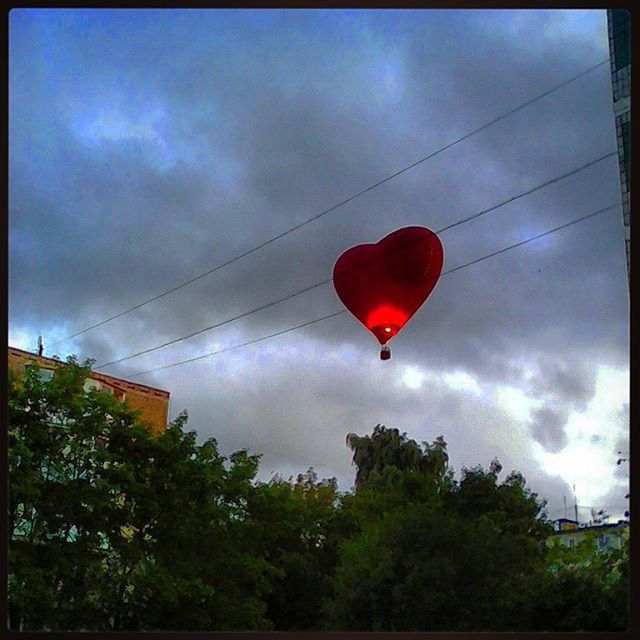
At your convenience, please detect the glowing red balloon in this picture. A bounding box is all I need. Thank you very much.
[333,226,444,359]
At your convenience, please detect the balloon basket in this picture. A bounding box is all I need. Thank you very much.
[380,345,391,360]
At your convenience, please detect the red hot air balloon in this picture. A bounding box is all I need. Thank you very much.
[333,226,444,360]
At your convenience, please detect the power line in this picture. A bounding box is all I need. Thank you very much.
[96,153,614,369]
[441,204,618,276]
[49,58,611,349]
[126,202,619,378]
[130,311,346,377]
[434,151,614,234]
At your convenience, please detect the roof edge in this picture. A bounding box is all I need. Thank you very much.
[8,346,170,397]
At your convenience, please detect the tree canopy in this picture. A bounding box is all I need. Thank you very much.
[8,359,628,631]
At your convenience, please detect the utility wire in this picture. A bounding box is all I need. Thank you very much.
[440,203,618,276]
[49,58,610,349]
[130,311,347,377]
[127,202,619,378]
[96,152,616,369]
[434,151,614,234]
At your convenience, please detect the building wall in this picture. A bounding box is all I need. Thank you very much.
[547,521,629,552]
[608,9,631,288]
[8,346,170,435]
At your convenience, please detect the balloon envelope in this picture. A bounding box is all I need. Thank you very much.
[333,226,444,346]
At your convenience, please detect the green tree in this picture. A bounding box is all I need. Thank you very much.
[506,534,629,631]
[9,357,144,630]
[11,368,627,632]
[346,424,449,489]
[245,468,343,630]
[327,425,553,631]
[100,413,274,631]
[8,359,273,631]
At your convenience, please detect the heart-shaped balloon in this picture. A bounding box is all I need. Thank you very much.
[333,226,443,357]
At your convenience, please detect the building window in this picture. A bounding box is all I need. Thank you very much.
[84,379,101,392]
[38,369,54,383]
[597,535,610,550]
[612,10,630,71]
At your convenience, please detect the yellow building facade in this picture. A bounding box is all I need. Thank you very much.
[8,346,170,435]
[547,519,629,552]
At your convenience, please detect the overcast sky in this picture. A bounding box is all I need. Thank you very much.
[9,8,629,523]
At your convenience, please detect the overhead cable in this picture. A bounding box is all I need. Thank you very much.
[96,152,616,369]
[127,202,619,377]
[50,58,611,349]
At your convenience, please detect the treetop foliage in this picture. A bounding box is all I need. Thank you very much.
[8,359,628,631]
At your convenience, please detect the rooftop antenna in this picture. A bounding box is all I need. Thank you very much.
[573,484,578,523]
[37,335,44,357]
[563,495,568,519]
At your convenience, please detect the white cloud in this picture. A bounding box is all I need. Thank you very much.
[9,323,76,356]
[8,324,34,352]
[443,370,482,396]
[402,365,425,390]
[78,106,167,146]
[532,365,629,506]
[494,385,542,424]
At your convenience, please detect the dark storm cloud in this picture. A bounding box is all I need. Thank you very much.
[10,9,628,505]
[529,407,569,453]
[11,10,622,347]
[527,356,598,411]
